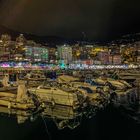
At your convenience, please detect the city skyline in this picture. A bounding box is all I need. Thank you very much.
[0,33,139,66]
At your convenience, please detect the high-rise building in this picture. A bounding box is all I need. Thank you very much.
[48,47,57,63]
[57,45,72,64]
[40,46,49,62]
[98,51,110,64]
[25,45,49,62]
[72,44,81,61]
[16,34,26,46]
[0,34,11,61]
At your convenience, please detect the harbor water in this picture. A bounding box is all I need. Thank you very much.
[0,105,139,140]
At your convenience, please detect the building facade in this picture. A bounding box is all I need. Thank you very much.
[57,45,73,64]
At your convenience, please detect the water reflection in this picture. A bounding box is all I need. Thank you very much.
[0,103,140,140]
[1,100,140,129]
[0,106,31,124]
[41,105,81,129]
[0,104,97,130]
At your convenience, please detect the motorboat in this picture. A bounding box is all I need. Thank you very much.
[90,77,132,90]
[0,74,17,92]
[0,80,36,110]
[28,81,86,109]
[69,81,110,108]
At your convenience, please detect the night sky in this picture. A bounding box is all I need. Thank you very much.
[0,0,140,41]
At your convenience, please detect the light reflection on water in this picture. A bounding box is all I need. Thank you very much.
[0,104,96,129]
[1,71,139,138]
[0,106,140,140]
[0,103,140,140]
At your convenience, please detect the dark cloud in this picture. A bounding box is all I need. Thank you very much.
[0,0,140,41]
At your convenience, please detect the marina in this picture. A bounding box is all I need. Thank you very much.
[0,69,139,118]
[0,0,139,139]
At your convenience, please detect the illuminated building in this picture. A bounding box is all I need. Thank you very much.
[57,44,72,64]
[34,45,48,62]
[16,34,26,46]
[24,40,36,61]
[72,44,81,61]
[98,51,110,64]
[40,46,49,62]
[72,44,94,63]
[79,45,89,60]
[33,44,42,62]
[13,34,27,61]
[120,43,139,64]
[24,45,33,61]
[25,44,48,62]
[114,55,122,64]
[132,42,140,63]
[0,34,11,61]
[48,47,57,63]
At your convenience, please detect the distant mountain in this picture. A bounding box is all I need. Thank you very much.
[111,33,140,45]
[0,25,74,45]
[0,25,140,45]
[0,25,108,45]
[0,25,19,38]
